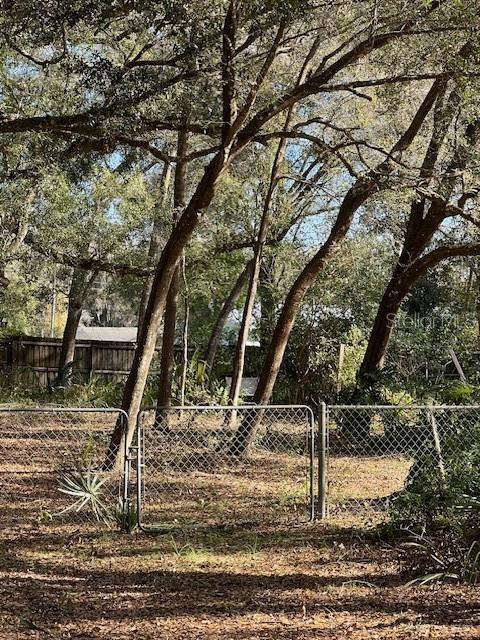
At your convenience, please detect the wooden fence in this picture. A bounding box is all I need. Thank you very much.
[0,335,163,387]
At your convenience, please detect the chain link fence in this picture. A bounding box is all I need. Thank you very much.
[0,408,128,531]
[324,405,480,524]
[134,405,315,531]
[5,402,476,533]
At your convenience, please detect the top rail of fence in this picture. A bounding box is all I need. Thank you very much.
[326,404,480,410]
[142,404,314,411]
[0,406,127,413]
[140,404,316,423]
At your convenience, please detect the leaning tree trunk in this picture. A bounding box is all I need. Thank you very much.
[229,186,370,455]
[154,266,180,426]
[54,269,97,388]
[347,267,410,441]
[258,256,276,351]
[227,34,322,413]
[105,148,231,466]
[358,277,408,387]
[203,260,253,373]
[356,88,474,389]
[357,209,451,387]
[227,176,277,411]
[138,162,172,332]
[155,129,188,427]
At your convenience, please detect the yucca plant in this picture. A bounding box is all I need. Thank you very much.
[56,471,112,523]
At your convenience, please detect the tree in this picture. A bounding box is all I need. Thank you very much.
[156,128,188,421]
[252,79,448,398]
[0,1,475,460]
[227,31,322,410]
[15,164,153,385]
[210,79,445,452]
[53,268,98,386]
[358,116,480,387]
[114,0,479,460]
[137,163,172,331]
[203,260,253,372]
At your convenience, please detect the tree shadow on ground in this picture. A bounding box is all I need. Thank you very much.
[1,523,479,639]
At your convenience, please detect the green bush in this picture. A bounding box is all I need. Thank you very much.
[390,418,480,583]
[391,426,480,533]
[436,380,480,405]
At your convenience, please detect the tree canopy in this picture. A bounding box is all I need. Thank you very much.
[0,0,479,419]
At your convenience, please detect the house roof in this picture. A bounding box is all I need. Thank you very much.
[76,326,138,342]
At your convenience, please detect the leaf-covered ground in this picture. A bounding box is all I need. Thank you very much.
[1,524,479,639]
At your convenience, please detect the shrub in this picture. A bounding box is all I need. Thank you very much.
[56,471,111,523]
[437,381,478,405]
[391,433,480,534]
[390,418,480,584]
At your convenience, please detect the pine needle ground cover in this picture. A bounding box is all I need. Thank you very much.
[1,524,479,638]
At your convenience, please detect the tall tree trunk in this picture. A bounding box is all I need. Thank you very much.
[138,162,172,332]
[55,269,97,387]
[155,129,188,423]
[357,211,455,386]
[250,79,442,407]
[203,259,253,372]
[258,256,276,351]
[254,204,356,406]
[105,149,230,465]
[155,268,180,415]
[227,163,279,409]
[227,34,321,411]
[358,268,411,384]
[229,203,356,454]
[180,256,189,407]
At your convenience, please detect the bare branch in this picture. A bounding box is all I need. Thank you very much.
[4,28,67,68]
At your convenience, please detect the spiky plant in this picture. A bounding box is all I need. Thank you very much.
[403,533,480,586]
[56,471,111,523]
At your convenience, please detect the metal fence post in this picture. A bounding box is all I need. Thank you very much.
[318,401,328,519]
[135,411,143,531]
[308,408,315,521]
[121,411,131,533]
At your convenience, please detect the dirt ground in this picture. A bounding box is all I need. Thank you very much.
[1,522,479,640]
[1,411,479,638]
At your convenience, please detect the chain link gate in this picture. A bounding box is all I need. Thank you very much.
[132,405,316,531]
[320,404,480,524]
[0,407,129,531]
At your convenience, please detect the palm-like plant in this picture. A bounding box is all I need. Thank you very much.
[56,471,111,523]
